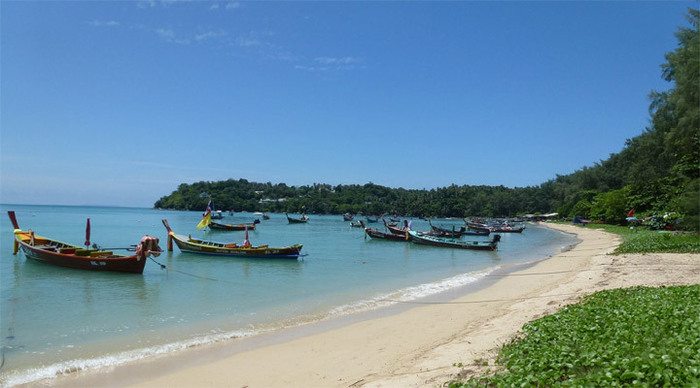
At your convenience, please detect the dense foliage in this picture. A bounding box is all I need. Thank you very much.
[155,10,699,228]
[451,285,700,387]
[153,180,546,218]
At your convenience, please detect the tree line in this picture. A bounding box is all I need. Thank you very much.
[154,9,699,230]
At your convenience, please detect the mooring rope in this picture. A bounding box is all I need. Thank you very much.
[168,268,220,282]
[148,256,167,269]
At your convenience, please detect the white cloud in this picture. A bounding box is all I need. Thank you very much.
[137,0,194,9]
[155,28,190,44]
[225,1,240,10]
[195,30,227,41]
[294,56,365,71]
[295,65,329,72]
[156,28,175,40]
[268,50,300,62]
[137,0,157,8]
[88,20,120,27]
[235,36,261,47]
[210,3,220,10]
[314,56,361,65]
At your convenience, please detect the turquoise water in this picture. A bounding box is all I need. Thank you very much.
[0,205,577,385]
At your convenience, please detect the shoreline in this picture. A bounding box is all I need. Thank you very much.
[1,223,566,387]
[40,224,700,387]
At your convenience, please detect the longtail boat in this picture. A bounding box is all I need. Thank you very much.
[350,220,365,228]
[463,229,490,236]
[465,221,491,233]
[343,213,354,221]
[262,213,270,220]
[364,227,409,241]
[365,216,379,223]
[465,219,524,233]
[286,213,308,224]
[428,220,466,238]
[7,211,162,274]
[408,231,501,251]
[492,225,525,233]
[385,219,410,236]
[209,220,258,231]
[163,219,302,259]
[381,218,399,227]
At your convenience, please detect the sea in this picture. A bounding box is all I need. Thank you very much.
[0,204,578,386]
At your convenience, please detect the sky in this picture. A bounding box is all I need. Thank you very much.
[0,1,695,207]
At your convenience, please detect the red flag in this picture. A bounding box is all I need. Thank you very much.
[203,200,212,217]
[627,209,635,217]
[85,218,91,248]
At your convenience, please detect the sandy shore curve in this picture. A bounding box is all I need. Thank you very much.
[53,223,699,387]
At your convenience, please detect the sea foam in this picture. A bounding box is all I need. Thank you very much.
[0,267,497,387]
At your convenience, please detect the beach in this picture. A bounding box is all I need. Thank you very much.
[50,223,699,387]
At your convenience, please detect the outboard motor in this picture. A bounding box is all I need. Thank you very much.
[492,234,502,243]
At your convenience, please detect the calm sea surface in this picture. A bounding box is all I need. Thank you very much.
[0,204,577,385]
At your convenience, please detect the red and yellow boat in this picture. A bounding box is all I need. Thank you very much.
[7,211,162,274]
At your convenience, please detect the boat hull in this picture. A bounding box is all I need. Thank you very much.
[171,235,302,259]
[209,221,257,231]
[408,231,499,251]
[287,216,308,224]
[463,230,491,236]
[492,227,525,233]
[16,236,146,273]
[364,228,408,241]
[386,225,409,235]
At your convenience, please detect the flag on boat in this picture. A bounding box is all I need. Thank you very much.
[196,200,212,229]
[242,225,251,247]
[627,209,635,217]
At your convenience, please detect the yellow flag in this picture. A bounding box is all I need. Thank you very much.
[196,213,211,230]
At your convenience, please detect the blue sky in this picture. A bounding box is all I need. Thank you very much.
[1,1,694,207]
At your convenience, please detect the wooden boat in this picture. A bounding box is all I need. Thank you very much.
[163,219,302,259]
[209,220,257,231]
[429,220,466,238]
[350,220,365,228]
[492,225,525,233]
[286,213,308,224]
[463,229,490,236]
[343,213,354,221]
[465,219,523,233]
[408,231,501,251]
[465,221,491,233]
[7,211,162,274]
[385,219,410,236]
[364,227,408,241]
[210,210,224,219]
[365,216,379,223]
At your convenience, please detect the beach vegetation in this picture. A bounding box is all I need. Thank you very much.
[449,285,700,387]
[585,223,700,254]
